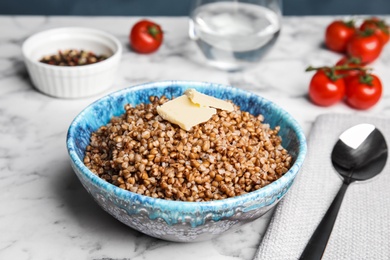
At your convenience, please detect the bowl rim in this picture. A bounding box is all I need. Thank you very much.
[22,26,122,71]
[66,80,307,210]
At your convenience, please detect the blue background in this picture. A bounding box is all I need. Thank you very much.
[1,0,390,16]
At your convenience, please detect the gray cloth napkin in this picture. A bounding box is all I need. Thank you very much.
[255,114,390,260]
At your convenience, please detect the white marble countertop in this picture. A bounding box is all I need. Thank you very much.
[0,15,389,260]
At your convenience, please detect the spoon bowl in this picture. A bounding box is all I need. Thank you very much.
[300,123,388,260]
[332,123,388,182]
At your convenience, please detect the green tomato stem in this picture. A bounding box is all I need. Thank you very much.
[344,19,355,28]
[305,65,371,72]
[147,25,161,39]
[305,65,373,82]
[359,74,374,86]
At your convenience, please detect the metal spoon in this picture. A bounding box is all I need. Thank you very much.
[299,123,388,260]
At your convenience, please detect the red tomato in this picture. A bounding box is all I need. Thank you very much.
[335,56,364,78]
[345,73,382,110]
[325,20,356,52]
[130,20,163,54]
[309,70,346,106]
[347,31,382,64]
[335,56,365,86]
[360,17,390,45]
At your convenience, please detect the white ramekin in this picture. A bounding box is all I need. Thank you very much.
[22,27,122,98]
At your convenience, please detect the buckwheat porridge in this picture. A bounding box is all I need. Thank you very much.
[84,93,292,202]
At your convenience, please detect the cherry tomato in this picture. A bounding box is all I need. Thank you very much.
[345,73,382,110]
[309,70,346,106]
[347,30,382,64]
[335,56,365,85]
[360,17,390,45]
[130,20,163,54]
[325,20,356,52]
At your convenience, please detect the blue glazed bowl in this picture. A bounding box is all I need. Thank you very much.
[66,81,307,242]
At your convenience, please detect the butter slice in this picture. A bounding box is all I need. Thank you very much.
[185,89,234,112]
[157,95,216,131]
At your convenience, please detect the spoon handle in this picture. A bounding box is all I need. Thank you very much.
[299,182,349,260]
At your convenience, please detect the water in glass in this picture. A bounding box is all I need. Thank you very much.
[189,0,281,71]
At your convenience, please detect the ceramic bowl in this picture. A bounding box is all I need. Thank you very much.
[22,27,122,98]
[66,81,307,242]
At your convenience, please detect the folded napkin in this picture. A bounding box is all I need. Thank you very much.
[255,114,390,260]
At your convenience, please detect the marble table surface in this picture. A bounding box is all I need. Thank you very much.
[0,15,389,260]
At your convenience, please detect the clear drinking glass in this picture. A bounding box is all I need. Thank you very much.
[189,0,282,71]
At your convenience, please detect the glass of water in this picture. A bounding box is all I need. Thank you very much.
[189,0,282,71]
